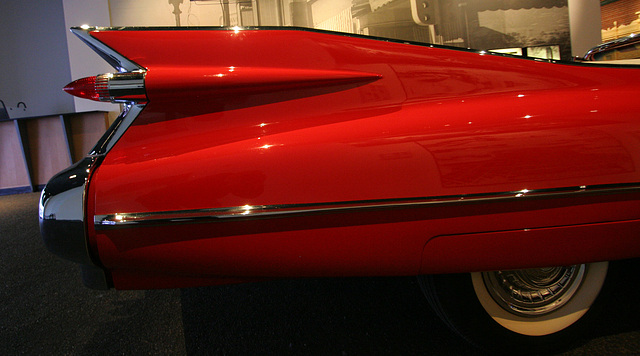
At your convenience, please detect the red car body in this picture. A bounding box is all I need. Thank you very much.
[40,27,640,352]
[41,27,640,289]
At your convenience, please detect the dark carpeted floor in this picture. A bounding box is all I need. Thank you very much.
[0,192,638,355]
[0,193,185,355]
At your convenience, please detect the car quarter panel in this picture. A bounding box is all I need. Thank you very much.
[80,28,640,288]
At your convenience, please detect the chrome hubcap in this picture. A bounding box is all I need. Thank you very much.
[482,265,586,317]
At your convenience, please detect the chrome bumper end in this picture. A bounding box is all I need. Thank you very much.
[39,157,111,289]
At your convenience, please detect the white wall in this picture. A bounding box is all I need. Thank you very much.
[568,0,603,57]
[109,0,224,27]
[0,0,122,119]
[62,0,119,114]
[0,0,75,119]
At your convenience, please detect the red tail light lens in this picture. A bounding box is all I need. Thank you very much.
[63,72,146,103]
[63,76,102,101]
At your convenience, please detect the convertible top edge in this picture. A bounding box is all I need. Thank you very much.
[72,25,640,67]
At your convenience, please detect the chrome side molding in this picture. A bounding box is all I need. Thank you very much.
[90,103,145,155]
[94,183,640,228]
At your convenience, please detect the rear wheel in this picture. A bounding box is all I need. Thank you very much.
[418,262,608,354]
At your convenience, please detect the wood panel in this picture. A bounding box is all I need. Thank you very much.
[0,121,30,189]
[1,111,111,194]
[26,116,72,186]
[68,112,109,162]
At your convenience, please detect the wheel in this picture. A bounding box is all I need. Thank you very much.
[418,262,608,354]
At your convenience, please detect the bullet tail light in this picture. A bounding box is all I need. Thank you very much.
[63,71,147,103]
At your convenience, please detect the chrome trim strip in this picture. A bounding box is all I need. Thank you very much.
[100,72,146,103]
[94,183,640,228]
[71,27,143,73]
[104,103,144,153]
[89,103,145,155]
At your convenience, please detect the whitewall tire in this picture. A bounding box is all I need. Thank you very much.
[418,262,609,354]
[470,262,608,336]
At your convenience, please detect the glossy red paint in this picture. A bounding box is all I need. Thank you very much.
[421,219,640,275]
[81,28,640,288]
[146,66,382,99]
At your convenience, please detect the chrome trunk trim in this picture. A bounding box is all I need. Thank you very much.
[90,103,145,155]
[71,27,143,73]
[96,72,146,103]
[93,183,640,228]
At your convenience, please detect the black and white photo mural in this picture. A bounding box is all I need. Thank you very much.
[111,0,573,60]
[433,0,570,59]
[348,0,571,60]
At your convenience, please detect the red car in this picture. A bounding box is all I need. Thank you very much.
[40,26,640,353]
[580,33,640,63]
